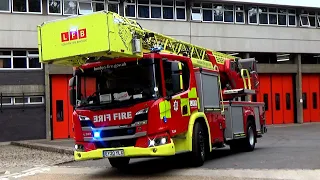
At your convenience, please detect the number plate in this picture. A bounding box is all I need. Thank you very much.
[103,150,124,157]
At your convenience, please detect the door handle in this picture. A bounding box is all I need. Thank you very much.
[182,105,188,115]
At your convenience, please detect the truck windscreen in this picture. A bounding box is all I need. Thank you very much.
[74,58,162,109]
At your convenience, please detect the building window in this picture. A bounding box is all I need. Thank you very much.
[92,0,105,12]
[190,3,241,23]
[235,5,245,24]
[48,0,62,14]
[107,0,119,13]
[288,9,296,26]
[175,0,185,20]
[125,0,185,20]
[0,0,10,12]
[78,1,93,15]
[248,6,258,24]
[0,50,42,70]
[299,9,316,27]
[63,0,77,15]
[0,96,44,106]
[249,6,297,26]
[124,0,136,18]
[12,0,42,13]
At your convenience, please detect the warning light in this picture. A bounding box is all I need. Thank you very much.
[93,132,101,139]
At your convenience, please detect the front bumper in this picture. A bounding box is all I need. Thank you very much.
[74,141,176,161]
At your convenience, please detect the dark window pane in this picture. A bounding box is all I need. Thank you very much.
[202,3,212,9]
[263,94,268,111]
[176,8,185,19]
[125,4,135,17]
[108,3,118,13]
[15,97,28,104]
[275,93,280,110]
[150,0,161,5]
[269,14,277,24]
[1,97,12,105]
[302,92,307,109]
[259,13,268,24]
[309,16,316,27]
[0,51,11,56]
[0,0,10,11]
[313,92,317,109]
[49,0,61,13]
[138,0,148,4]
[163,0,173,6]
[13,58,27,68]
[203,9,212,21]
[138,5,149,18]
[301,16,309,26]
[236,12,244,22]
[56,100,64,122]
[0,58,11,68]
[151,6,161,18]
[175,1,184,6]
[163,7,173,19]
[13,0,27,12]
[93,2,104,11]
[28,0,41,12]
[29,57,41,68]
[13,51,26,56]
[224,11,234,22]
[289,15,296,25]
[286,93,291,110]
[30,97,43,103]
[278,14,287,25]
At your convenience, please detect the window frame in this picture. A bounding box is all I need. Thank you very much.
[299,9,317,28]
[0,50,43,70]
[234,5,245,24]
[63,0,78,16]
[48,0,63,15]
[288,9,297,27]
[12,0,43,14]
[107,0,120,14]
[124,0,137,18]
[175,0,186,21]
[0,0,11,13]
[13,96,44,105]
[0,97,13,106]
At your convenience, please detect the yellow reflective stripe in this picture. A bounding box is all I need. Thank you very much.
[188,87,197,98]
[159,100,171,119]
[180,75,183,90]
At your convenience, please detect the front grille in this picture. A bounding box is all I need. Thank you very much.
[95,139,137,148]
[99,127,136,138]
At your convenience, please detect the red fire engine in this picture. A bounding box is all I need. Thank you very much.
[37,11,267,168]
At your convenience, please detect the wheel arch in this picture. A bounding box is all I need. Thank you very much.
[187,111,212,152]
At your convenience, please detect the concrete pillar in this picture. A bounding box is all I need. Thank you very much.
[295,54,303,124]
[44,64,52,140]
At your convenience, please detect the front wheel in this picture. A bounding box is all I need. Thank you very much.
[190,121,208,167]
[108,157,130,169]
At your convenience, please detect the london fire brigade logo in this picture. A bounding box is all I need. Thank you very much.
[173,100,179,111]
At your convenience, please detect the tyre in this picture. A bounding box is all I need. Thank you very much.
[190,121,208,167]
[243,121,256,152]
[108,157,130,169]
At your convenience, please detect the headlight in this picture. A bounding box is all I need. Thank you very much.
[79,115,90,121]
[135,108,149,115]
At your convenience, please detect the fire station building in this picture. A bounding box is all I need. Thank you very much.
[0,0,320,141]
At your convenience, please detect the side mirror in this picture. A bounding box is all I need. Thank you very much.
[68,77,76,107]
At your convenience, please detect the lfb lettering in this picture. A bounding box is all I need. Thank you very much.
[61,28,87,42]
[93,112,132,123]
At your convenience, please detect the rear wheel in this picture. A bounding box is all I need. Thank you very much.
[108,157,130,169]
[243,122,256,152]
[190,121,208,167]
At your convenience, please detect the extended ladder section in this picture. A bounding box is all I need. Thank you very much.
[37,11,235,67]
[37,11,257,98]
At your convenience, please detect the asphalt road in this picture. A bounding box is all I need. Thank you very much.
[1,123,320,180]
[60,123,320,170]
